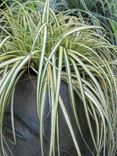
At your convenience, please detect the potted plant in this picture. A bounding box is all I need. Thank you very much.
[0,0,117,155]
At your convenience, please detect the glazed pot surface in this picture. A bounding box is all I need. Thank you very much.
[3,74,95,156]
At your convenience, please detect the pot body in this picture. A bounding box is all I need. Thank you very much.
[3,74,95,156]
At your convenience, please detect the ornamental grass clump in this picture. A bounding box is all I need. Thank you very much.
[0,0,117,156]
